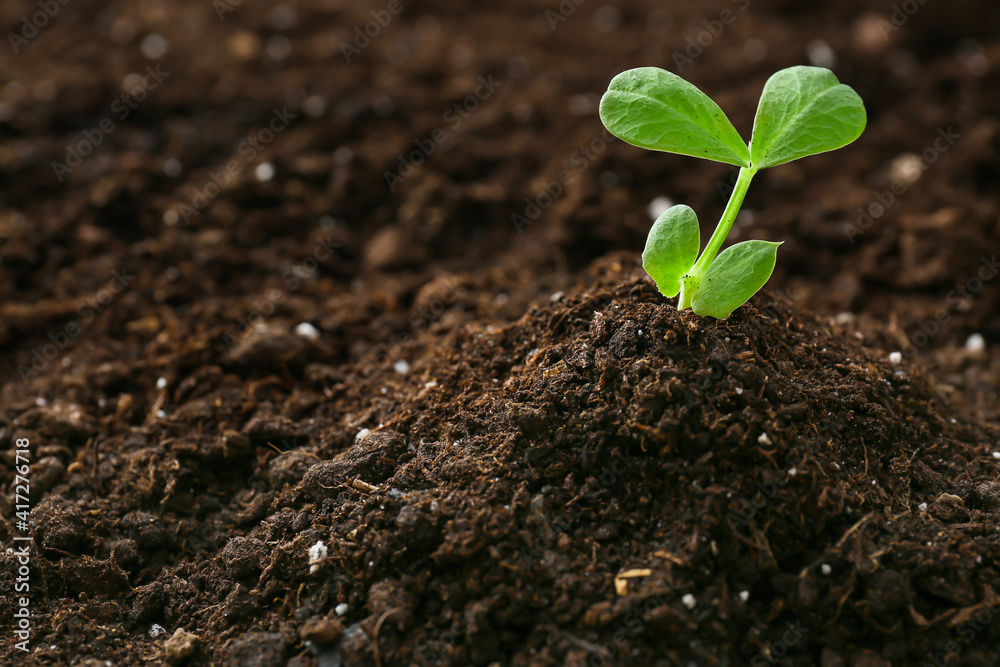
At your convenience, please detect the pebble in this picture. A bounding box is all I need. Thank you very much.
[163,158,182,177]
[757,432,773,446]
[806,39,836,68]
[295,322,320,340]
[889,351,902,365]
[162,629,200,665]
[140,34,168,59]
[255,162,275,181]
[299,615,343,644]
[308,541,328,574]
[681,594,696,609]
[647,196,675,220]
[888,153,923,185]
[965,333,985,353]
[335,603,349,616]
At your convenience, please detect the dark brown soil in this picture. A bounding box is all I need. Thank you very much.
[2,0,1000,665]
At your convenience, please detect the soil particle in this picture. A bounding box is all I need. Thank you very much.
[299,615,344,645]
[267,450,319,488]
[162,628,201,665]
[225,322,311,370]
[218,536,269,580]
[302,430,408,499]
[223,631,287,667]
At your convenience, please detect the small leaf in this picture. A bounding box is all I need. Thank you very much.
[749,66,866,169]
[691,240,782,319]
[642,204,700,297]
[600,67,751,167]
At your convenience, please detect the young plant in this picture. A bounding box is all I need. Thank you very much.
[599,66,866,318]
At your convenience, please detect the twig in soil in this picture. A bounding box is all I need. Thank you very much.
[372,607,402,667]
[561,633,611,658]
[351,479,378,493]
[834,512,876,550]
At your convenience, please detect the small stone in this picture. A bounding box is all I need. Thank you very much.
[820,563,832,575]
[163,158,182,177]
[335,602,349,616]
[299,615,343,644]
[141,33,169,59]
[225,322,308,368]
[757,432,773,446]
[308,541,328,574]
[149,624,167,638]
[935,493,964,507]
[163,629,200,664]
[681,594,696,609]
[806,39,836,68]
[889,351,902,365]
[888,153,924,186]
[738,590,750,602]
[295,322,320,339]
[255,162,275,181]
[965,333,985,353]
[647,196,674,220]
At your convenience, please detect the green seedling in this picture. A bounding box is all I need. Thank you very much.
[600,66,866,318]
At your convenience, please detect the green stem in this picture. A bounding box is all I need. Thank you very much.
[689,165,757,279]
[677,275,696,310]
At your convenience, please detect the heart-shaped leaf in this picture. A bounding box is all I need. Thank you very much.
[642,204,700,297]
[600,67,751,167]
[691,240,782,318]
[749,66,866,169]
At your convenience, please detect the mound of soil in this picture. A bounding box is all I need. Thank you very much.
[4,257,999,666]
[3,0,1000,665]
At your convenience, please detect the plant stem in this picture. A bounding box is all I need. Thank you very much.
[677,275,697,310]
[689,165,757,279]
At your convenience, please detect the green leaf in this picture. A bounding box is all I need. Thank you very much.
[600,67,751,167]
[749,66,866,169]
[690,240,782,318]
[642,204,700,297]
